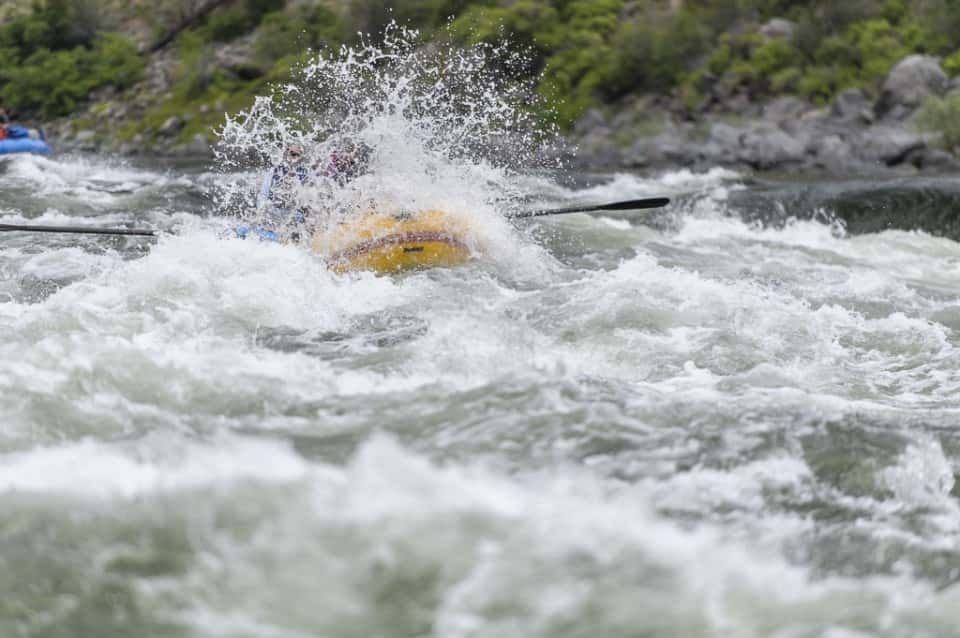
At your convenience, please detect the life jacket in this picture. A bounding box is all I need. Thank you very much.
[5,126,30,139]
[0,127,7,141]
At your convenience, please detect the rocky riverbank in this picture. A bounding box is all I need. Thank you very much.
[32,29,960,175]
[570,54,960,174]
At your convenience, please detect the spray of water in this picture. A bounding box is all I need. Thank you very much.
[216,24,560,249]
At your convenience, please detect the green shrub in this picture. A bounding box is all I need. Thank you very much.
[770,67,801,92]
[917,93,960,148]
[350,0,490,40]
[606,9,710,97]
[708,39,733,76]
[918,0,960,52]
[797,66,855,104]
[172,31,218,101]
[0,31,143,117]
[750,38,803,77]
[254,5,342,64]
[944,49,960,76]
[846,19,908,83]
[538,0,622,125]
[0,0,101,57]
[201,0,285,42]
[452,0,622,127]
[452,0,560,59]
[91,32,144,88]
[813,35,860,68]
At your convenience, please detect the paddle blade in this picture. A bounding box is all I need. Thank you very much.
[510,196,671,219]
[596,197,671,211]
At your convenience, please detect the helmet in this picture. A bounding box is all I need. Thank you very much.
[284,143,305,163]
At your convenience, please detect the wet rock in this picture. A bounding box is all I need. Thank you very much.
[702,121,805,169]
[708,122,743,149]
[186,134,211,156]
[853,125,926,165]
[739,124,805,169]
[624,136,672,168]
[759,18,796,41]
[621,119,701,168]
[762,96,811,124]
[116,142,141,156]
[831,88,874,125]
[158,116,184,137]
[876,55,948,118]
[907,148,960,171]
[144,49,178,93]
[216,35,266,81]
[574,108,607,135]
[577,129,621,168]
[74,129,98,152]
[721,90,762,118]
[779,107,828,139]
[219,56,266,81]
[809,134,855,171]
[167,133,211,157]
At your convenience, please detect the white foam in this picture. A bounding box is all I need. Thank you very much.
[884,438,956,509]
[0,436,308,498]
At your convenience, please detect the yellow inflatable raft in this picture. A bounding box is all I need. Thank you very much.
[311,209,473,274]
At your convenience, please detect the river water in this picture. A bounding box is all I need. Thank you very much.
[1,152,959,637]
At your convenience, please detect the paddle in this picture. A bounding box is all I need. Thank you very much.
[0,223,156,237]
[0,197,671,235]
[509,197,670,220]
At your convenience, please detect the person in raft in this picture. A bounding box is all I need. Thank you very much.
[241,140,371,241]
[256,140,371,216]
[0,108,46,142]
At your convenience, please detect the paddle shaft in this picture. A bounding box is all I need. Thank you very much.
[0,197,671,234]
[511,197,670,219]
[0,223,155,237]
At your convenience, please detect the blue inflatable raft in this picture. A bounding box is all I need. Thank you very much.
[0,126,50,155]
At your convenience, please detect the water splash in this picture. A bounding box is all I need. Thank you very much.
[216,24,559,243]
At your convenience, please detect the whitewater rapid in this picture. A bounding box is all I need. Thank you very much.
[2,153,960,637]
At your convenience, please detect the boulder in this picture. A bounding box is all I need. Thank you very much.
[830,88,873,124]
[759,18,796,41]
[708,122,743,149]
[118,144,138,156]
[876,55,948,118]
[908,148,960,170]
[853,125,926,165]
[625,129,698,168]
[215,34,266,80]
[703,122,805,169]
[809,134,855,171]
[779,107,829,138]
[167,134,212,157]
[762,96,811,124]
[185,134,211,156]
[739,124,805,169]
[158,116,184,137]
[574,108,607,136]
[74,129,98,152]
[577,131,623,168]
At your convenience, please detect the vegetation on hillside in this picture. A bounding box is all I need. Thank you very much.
[0,0,143,117]
[4,0,960,143]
